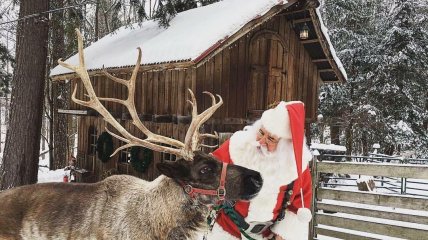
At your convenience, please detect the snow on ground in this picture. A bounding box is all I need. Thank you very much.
[37,157,68,183]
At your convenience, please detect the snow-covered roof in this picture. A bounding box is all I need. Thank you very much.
[51,0,346,80]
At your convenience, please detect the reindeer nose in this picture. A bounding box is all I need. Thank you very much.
[245,171,263,190]
[251,172,263,188]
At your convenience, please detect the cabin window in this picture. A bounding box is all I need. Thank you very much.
[119,143,131,163]
[161,143,176,162]
[87,126,98,156]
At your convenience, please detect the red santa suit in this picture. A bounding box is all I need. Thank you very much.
[205,101,313,240]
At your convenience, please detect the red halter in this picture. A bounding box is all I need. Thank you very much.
[182,162,228,202]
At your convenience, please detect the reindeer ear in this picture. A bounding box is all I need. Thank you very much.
[156,162,190,179]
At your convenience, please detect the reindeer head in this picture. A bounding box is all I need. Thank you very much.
[157,152,263,204]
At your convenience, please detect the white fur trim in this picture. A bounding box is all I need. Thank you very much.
[261,101,291,139]
[260,101,304,139]
[271,210,309,240]
[297,208,312,222]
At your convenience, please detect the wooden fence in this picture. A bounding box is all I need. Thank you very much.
[310,159,428,239]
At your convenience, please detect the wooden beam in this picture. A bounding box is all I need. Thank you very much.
[301,39,319,44]
[317,161,428,179]
[51,61,194,81]
[317,188,428,211]
[282,9,309,16]
[316,213,428,239]
[293,17,312,24]
[318,69,334,73]
[312,58,328,63]
[309,8,346,82]
[315,227,378,240]
[316,202,428,225]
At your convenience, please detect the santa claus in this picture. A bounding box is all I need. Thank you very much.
[205,101,313,240]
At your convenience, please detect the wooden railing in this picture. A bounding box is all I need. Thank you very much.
[310,160,428,240]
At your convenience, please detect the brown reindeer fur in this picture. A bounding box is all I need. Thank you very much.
[0,152,262,240]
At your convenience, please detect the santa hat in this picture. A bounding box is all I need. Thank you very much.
[260,101,312,223]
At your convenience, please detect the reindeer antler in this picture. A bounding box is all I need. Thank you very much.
[58,29,222,161]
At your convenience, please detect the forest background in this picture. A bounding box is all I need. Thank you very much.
[0,0,427,189]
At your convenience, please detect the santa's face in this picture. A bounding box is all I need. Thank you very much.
[255,127,280,153]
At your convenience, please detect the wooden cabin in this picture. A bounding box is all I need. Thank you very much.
[50,0,347,182]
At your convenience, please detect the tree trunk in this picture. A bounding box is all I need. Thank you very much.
[345,119,353,156]
[95,0,99,41]
[0,0,49,189]
[50,0,68,170]
[330,122,340,145]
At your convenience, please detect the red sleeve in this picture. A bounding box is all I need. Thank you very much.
[211,139,234,164]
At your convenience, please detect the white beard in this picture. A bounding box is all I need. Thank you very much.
[228,125,301,222]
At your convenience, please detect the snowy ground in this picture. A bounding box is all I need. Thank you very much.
[37,157,69,183]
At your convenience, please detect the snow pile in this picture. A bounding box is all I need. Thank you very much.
[311,143,346,152]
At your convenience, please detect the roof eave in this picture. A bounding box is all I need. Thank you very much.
[50,60,195,81]
[309,8,347,83]
[194,0,299,67]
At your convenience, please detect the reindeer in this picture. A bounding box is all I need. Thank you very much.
[0,29,263,240]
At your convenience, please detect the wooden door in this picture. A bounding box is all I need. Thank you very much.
[247,30,288,116]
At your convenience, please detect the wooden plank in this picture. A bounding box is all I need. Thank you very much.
[159,71,166,114]
[315,227,379,240]
[297,41,305,100]
[222,45,231,117]
[317,161,428,179]
[316,213,428,240]
[121,74,128,114]
[302,39,319,44]
[237,37,247,118]
[267,39,276,106]
[317,202,428,225]
[152,71,159,114]
[287,22,296,100]
[196,64,206,112]
[146,71,153,114]
[133,73,141,113]
[302,51,309,109]
[305,61,313,118]
[312,58,328,63]
[187,68,196,116]
[317,188,428,211]
[204,58,215,111]
[164,70,171,114]
[141,72,147,113]
[213,53,223,118]
[311,65,319,119]
[177,70,185,115]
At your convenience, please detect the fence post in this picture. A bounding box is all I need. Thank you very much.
[400,177,407,194]
[309,154,318,240]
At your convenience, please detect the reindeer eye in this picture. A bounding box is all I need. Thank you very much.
[200,166,212,174]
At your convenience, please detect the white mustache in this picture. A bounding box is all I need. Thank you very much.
[253,141,272,157]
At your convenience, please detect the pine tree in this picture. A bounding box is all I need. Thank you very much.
[369,0,428,155]
[318,0,428,156]
[318,0,384,154]
[153,0,218,27]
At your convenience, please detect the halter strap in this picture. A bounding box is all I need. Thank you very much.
[182,162,228,202]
